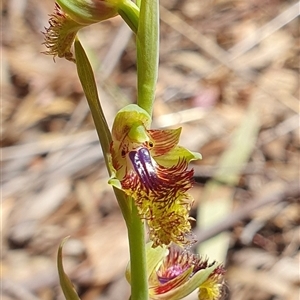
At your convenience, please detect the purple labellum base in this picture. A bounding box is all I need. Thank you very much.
[129,148,157,190]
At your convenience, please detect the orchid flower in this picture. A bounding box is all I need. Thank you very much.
[109,104,202,247]
[45,1,226,299]
[150,246,225,300]
[126,242,225,300]
[43,0,139,61]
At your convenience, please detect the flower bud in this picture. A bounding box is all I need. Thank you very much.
[43,0,139,61]
[56,0,120,26]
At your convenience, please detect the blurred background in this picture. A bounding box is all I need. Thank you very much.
[1,0,299,299]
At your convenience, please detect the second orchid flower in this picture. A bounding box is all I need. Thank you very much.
[126,242,226,300]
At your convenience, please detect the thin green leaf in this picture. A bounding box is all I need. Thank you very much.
[74,37,131,225]
[74,37,111,173]
[57,237,81,300]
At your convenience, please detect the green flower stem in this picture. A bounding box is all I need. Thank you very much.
[118,0,140,34]
[74,37,131,225]
[136,0,159,117]
[125,1,160,298]
[128,197,148,300]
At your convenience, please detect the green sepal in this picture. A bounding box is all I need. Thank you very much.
[145,243,169,281]
[112,104,152,141]
[57,237,81,300]
[155,146,202,167]
[108,176,122,190]
[118,0,140,34]
[57,0,119,25]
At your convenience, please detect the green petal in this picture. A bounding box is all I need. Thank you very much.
[155,146,202,167]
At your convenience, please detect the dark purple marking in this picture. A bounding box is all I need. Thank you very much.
[129,148,157,190]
